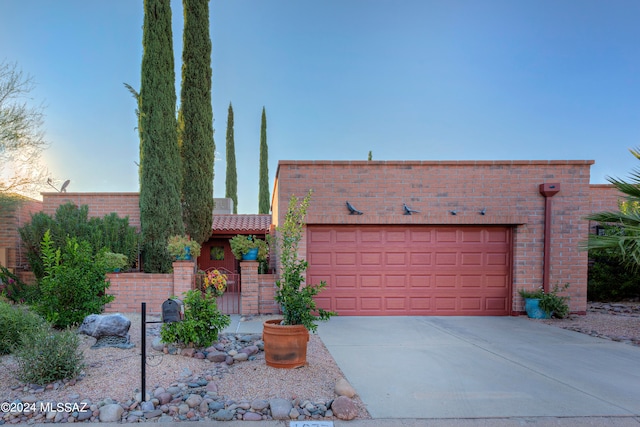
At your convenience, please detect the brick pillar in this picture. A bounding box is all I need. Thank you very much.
[240,261,259,315]
[173,260,196,297]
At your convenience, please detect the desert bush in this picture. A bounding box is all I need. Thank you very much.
[160,289,230,348]
[588,251,640,301]
[34,230,114,328]
[0,301,46,354]
[14,328,84,384]
[19,203,139,279]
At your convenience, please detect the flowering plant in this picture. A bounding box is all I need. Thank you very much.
[203,269,227,297]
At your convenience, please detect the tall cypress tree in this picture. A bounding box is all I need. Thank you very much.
[258,107,270,214]
[225,102,238,214]
[178,0,214,244]
[139,0,184,273]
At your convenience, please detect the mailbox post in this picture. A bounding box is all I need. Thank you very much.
[141,300,183,404]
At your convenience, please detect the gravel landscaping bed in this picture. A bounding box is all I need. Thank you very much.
[535,302,640,346]
[0,314,369,424]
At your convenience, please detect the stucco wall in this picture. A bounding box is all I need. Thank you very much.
[273,160,595,314]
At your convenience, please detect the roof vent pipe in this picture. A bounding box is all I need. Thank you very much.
[538,183,560,293]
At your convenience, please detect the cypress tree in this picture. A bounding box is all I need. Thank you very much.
[225,102,238,214]
[258,107,270,214]
[139,0,184,273]
[178,0,214,244]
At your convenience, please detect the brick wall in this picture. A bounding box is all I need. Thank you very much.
[273,160,595,314]
[42,192,141,230]
[105,272,173,314]
[259,273,279,314]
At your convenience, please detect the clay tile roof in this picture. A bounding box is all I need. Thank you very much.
[212,214,272,233]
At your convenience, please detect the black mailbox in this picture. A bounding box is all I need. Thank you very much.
[162,298,183,323]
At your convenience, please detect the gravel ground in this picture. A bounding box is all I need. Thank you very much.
[1,303,638,420]
[0,313,370,419]
[535,302,640,346]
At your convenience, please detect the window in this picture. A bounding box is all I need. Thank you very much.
[210,246,225,261]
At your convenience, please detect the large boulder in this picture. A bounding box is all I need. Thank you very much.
[79,313,131,339]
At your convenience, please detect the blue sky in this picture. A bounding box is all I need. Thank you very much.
[2,0,639,214]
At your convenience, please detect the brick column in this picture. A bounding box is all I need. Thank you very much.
[240,261,259,315]
[172,260,196,297]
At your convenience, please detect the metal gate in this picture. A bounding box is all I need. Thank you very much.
[196,267,240,314]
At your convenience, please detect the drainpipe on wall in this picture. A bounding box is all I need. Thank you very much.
[538,183,560,293]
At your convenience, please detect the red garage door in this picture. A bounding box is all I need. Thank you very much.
[307,225,512,316]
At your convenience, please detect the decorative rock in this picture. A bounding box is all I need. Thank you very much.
[20,395,37,404]
[208,401,224,411]
[225,356,234,365]
[289,408,300,419]
[335,377,357,398]
[206,351,227,363]
[227,349,238,356]
[243,412,262,421]
[205,382,218,394]
[144,409,163,419]
[198,400,209,414]
[157,393,173,405]
[331,396,358,420]
[140,401,155,412]
[151,337,165,352]
[181,348,195,357]
[233,352,248,361]
[239,345,259,356]
[178,403,189,415]
[212,409,234,421]
[158,415,174,423]
[250,399,268,411]
[270,398,293,420]
[79,313,131,338]
[98,404,124,422]
[185,394,203,408]
[134,392,151,402]
[76,410,92,421]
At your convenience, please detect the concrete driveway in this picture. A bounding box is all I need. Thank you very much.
[317,316,640,420]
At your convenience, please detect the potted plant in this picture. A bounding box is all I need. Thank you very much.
[167,235,201,261]
[100,251,128,273]
[519,284,570,319]
[263,190,336,369]
[229,234,268,261]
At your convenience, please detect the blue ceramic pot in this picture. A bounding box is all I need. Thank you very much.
[525,298,550,319]
[242,248,259,261]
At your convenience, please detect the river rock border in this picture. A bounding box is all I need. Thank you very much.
[1,332,360,424]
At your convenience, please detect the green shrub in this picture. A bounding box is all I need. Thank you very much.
[14,328,84,385]
[539,284,571,319]
[588,252,640,301]
[34,230,114,329]
[0,301,47,355]
[160,289,230,348]
[19,203,139,279]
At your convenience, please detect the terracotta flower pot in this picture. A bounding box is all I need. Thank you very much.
[262,319,309,369]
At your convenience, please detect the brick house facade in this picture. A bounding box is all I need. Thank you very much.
[0,160,628,316]
[272,160,614,316]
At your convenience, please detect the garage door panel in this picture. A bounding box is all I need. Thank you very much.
[435,252,457,266]
[460,297,482,311]
[360,275,382,288]
[434,274,456,288]
[361,230,383,242]
[307,226,511,316]
[460,275,482,288]
[361,252,382,265]
[409,275,431,287]
[461,252,482,266]
[385,297,407,310]
[385,275,406,288]
[308,252,332,266]
[410,252,432,266]
[335,275,357,288]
